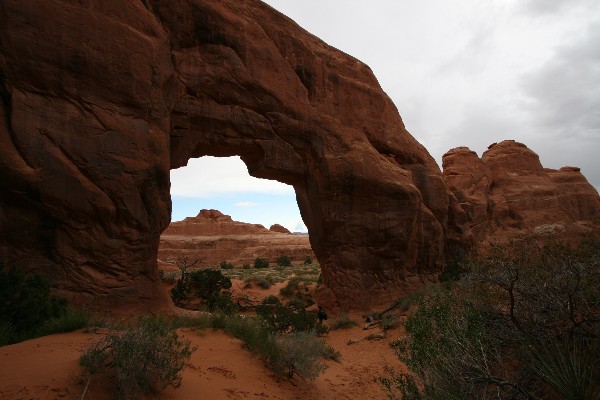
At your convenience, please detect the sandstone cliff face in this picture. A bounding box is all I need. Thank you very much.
[152,0,450,307]
[0,1,175,313]
[443,141,600,245]
[2,1,597,313]
[158,209,314,268]
[0,0,448,310]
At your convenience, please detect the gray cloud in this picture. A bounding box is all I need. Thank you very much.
[519,0,593,16]
[520,22,600,134]
[518,21,600,185]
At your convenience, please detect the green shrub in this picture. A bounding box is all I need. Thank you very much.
[80,316,193,400]
[279,277,301,297]
[320,343,342,361]
[304,256,313,265]
[329,313,358,330]
[0,264,81,345]
[276,255,292,267]
[383,238,600,400]
[242,263,251,269]
[219,261,234,270]
[170,268,233,310]
[270,331,327,379]
[243,276,274,289]
[207,293,238,315]
[36,307,91,337]
[169,279,189,307]
[253,258,269,269]
[257,299,322,334]
[160,270,178,285]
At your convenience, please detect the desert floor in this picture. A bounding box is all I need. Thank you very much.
[0,277,408,400]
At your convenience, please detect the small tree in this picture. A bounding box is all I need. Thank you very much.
[253,257,269,269]
[276,255,292,267]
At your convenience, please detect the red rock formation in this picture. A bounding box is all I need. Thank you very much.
[158,210,314,268]
[0,0,451,311]
[153,0,449,307]
[0,0,175,314]
[443,140,600,245]
[4,1,596,313]
[269,224,292,234]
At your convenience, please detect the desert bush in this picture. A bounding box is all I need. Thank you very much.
[0,264,89,345]
[257,297,323,334]
[304,256,313,265]
[80,316,193,400]
[171,268,234,311]
[159,270,178,285]
[243,276,274,289]
[0,265,67,333]
[279,276,301,297]
[242,262,251,269]
[320,343,342,361]
[253,257,269,269]
[380,311,401,332]
[276,255,292,267]
[169,279,189,306]
[329,313,358,330]
[207,293,238,315]
[384,238,600,400]
[270,331,327,379]
[219,261,234,270]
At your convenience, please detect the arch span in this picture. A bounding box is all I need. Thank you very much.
[0,0,450,311]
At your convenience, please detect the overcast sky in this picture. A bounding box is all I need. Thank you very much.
[170,0,600,230]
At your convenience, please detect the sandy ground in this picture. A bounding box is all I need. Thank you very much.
[0,320,406,400]
[0,277,408,400]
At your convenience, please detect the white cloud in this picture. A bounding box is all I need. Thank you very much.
[170,0,600,222]
[235,202,259,207]
[170,156,295,197]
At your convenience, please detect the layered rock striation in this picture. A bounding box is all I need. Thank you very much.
[158,209,314,268]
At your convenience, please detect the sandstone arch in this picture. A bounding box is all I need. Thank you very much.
[0,0,450,311]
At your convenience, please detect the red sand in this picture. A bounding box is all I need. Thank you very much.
[0,318,407,400]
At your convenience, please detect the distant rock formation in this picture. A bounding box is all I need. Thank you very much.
[443,140,600,246]
[158,210,314,269]
[269,224,292,234]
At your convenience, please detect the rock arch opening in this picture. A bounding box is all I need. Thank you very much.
[159,155,315,271]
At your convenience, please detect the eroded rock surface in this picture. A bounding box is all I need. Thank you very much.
[443,141,600,245]
[0,0,174,313]
[2,1,597,313]
[158,209,314,269]
[0,0,448,310]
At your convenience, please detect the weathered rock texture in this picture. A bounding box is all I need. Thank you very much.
[443,141,600,245]
[0,0,449,310]
[1,1,598,312]
[158,209,314,268]
[0,0,175,313]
